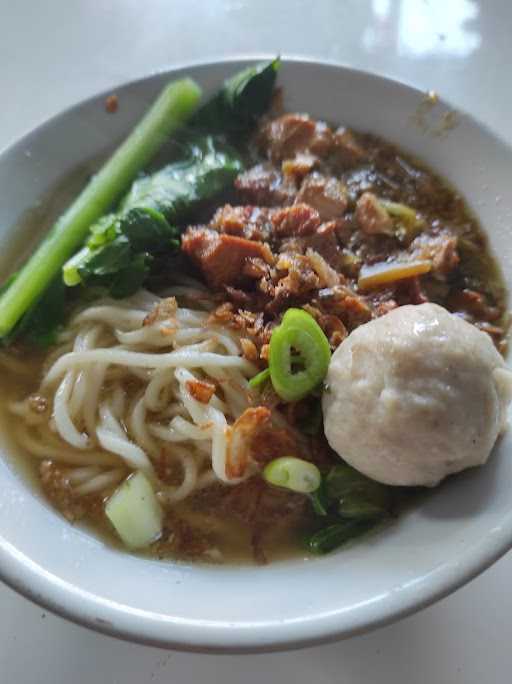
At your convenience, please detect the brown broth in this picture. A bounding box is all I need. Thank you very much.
[0,359,312,565]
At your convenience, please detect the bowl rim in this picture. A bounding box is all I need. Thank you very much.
[1,54,512,653]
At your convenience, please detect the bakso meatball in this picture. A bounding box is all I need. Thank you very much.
[322,303,512,487]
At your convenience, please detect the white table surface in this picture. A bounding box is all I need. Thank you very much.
[1,0,511,681]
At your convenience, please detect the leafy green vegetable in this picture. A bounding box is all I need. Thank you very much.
[2,274,67,348]
[0,78,202,339]
[309,480,329,516]
[305,463,393,554]
[190,58,280,136]
[116,207,179,252]
[63,210,178,293]
[61,60,278,301]
[326,464,392,520]
[22,277,67,347]
[0,59,280,346]
[121,135,243,217]
[64,136,243,295]
[307,520,375,554]
[66,235,151,299]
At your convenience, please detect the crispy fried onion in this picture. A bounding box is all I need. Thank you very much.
[225,407,272,479]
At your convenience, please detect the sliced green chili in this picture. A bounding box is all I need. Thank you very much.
[263,457,321,494]
[269,308,331,402]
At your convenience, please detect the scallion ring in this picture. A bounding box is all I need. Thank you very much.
[263,456,321,494]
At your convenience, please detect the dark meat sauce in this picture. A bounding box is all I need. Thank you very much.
[342,133,508,343]
[184,112,508,365]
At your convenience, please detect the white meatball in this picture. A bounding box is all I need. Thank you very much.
[322,303,512,487]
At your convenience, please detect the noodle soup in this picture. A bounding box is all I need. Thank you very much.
[0,60,508,565]
[0,284,314,563]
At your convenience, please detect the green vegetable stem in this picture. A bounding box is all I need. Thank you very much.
[248,367,271,390]
[0,78,202,338]
[0,59,281,346]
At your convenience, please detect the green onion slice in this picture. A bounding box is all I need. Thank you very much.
[263,456,321,494]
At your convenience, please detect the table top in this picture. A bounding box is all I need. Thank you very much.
[1,1,511,681]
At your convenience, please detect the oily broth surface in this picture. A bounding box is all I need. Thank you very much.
[0,355,311,564]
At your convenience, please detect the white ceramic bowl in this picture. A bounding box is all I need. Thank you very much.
[0,58,511,653]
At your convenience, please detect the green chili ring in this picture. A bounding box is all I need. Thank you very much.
[269,308,331,402]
